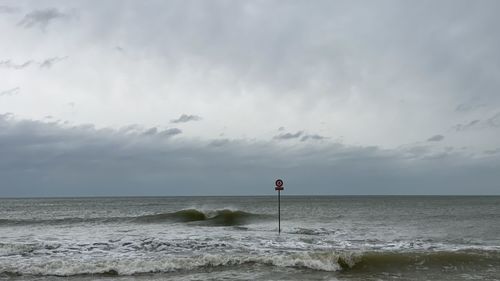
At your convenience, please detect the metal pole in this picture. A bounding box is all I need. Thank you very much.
[278,190,281,233]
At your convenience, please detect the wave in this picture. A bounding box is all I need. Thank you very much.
[0,209,268,227]
[133,209,208,223]
[1,250,498,276]
[342,250,500,272]
[134,209,268,226]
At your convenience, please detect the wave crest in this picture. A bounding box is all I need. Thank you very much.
[0,209,268,227]
[134,209,265,226]
[134,209,207,223]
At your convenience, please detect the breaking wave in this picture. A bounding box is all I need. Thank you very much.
[1,250,498,276]
[134,209,268,226]
[0,209,268,227]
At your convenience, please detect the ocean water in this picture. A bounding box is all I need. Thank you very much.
[0,196,499,280]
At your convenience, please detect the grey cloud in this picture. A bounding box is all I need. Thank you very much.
[484,148,500,155]
[1,2,500,195]
[454,120,481,131]
[142,127,181,137]
[0,87,20,96]
[399,144,457,161]
[399,145,432,159]
[0,57,67,69]
[452,112,500,131]
[0,115,499,196]
[486,112,500,128]
[72,0,500,110]
[274,131,327,141]
[300,134,327,142]
[0,5,20,14]
[210,138,230,147]
[273,131,303,140]
[17,8,66,30]
[171,114,202,123]
[118,124,142,134]
[2,1,499,155]
[142,127,158,136]
[427,135,444,142]
[39,56,68,68]
[455,103,486,112]
[158,128,182,137]
[0,60,34,69]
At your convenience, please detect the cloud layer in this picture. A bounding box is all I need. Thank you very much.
[1,115,499,196]
[0,1,499,196]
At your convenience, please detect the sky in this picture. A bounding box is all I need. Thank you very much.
[0,0,499,197]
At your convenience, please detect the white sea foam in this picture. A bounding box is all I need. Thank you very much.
[0,243,39,257]
[3,249,499,277]
[0,251,351,276]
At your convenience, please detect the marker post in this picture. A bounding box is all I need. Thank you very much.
[275,179,284,233]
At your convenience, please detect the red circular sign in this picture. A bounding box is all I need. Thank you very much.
[275,179,283,187]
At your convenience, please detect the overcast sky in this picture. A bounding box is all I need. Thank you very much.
[1,0,499,196]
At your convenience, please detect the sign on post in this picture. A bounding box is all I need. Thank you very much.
[275,179,284,233]
[275,179,284,190]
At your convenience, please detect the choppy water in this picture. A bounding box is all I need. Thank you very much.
[0,196,499,280]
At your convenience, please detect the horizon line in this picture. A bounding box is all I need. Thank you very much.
[1,194,499,199]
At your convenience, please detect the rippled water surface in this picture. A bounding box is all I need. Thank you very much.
[1,196,499,280]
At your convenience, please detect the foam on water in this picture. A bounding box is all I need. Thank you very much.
[1,250,499,276]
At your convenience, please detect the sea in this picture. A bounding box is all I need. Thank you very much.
[0,196,499,281]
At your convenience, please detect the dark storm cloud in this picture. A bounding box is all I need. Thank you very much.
[17,8,66,29]
[170,114,202,124]
[0,115,499,196]
[0,87,20,96]
[427,135,444,142]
